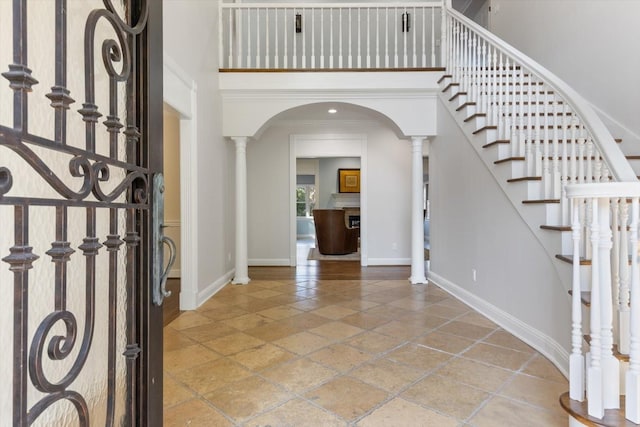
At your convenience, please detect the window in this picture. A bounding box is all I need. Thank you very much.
[296,184,316,217]
[296,174,316,217]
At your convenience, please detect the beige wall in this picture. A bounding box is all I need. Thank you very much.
[163,105,181,276]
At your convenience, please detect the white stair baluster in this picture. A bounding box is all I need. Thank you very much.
[247,8,252,67]
[367,8,371,68]
[320,8,324,68]
[422,7,427,67]
[543,96,550,198]
[385,7,389,68]
[394,8,398,67]
[302,9,306,68]
[412,7,416,67]
[626,197,640,423]
[588,196,604,419]
[227,7,233,68]
[570,202,585,401]
[310,8,315,68]
[329,8,333,68]
[284,8,288,68]
[274,8,279,68]
[431,6,436,66]
[357,9,361,68]
[619,199,630,355]
[348,8,352,68]
[339,8,343,68]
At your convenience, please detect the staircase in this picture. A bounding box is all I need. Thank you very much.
[440,6,640,426]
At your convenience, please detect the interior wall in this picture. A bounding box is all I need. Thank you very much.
[163,0,235,302]
[163,105,182,277]
[430,100,570,366]
[247,121,412,265]
[318,157,361,208]
[489,0,640,143]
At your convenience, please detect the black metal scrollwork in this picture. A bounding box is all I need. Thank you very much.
[0,166,13,197]
[1,0,150,425]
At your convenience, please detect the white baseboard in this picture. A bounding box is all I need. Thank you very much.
[248,258,291,266]
[428,271,569,378]
[196,269,235,308]
[367,258,411,266]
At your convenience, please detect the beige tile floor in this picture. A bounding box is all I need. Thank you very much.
[163,278,568,426]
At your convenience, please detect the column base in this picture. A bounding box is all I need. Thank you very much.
[232,277,250,285]
[409,275,427,285]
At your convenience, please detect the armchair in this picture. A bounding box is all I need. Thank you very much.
[312,209,359,255]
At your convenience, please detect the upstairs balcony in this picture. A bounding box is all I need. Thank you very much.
[218,1,447,71]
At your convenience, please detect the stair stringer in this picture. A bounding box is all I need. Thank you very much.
[438,89,578,311]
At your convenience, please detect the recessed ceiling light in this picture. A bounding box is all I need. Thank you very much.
[328,108,337,114]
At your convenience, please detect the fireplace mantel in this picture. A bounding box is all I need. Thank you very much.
[329,193,360,208]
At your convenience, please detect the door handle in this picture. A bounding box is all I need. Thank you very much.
[152,173,177,306]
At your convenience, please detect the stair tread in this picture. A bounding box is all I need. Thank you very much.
[442,82,460,93]
[464,113,486,122]
[437,74,452,84]
[568,290,591,307]
[507,176,541,183]
[483,140,510,148]
[523,199,560,204]
[472,125,497,135]
[556,254,591,265]
[559,392,634,427]
[582,334,630,362]
[494,156,525,164]
[456,102,476,112]
[449,92,467,102]
[540,225,571,231]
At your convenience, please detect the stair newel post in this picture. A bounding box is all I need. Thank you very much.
[570,198,585,401]
[598,195,620,410]
[618,198,630,355]
[625,196,640,423]
[587,195,604,419]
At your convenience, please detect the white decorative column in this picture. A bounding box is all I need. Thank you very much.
[410,136,427,284]
[232,136,250,285]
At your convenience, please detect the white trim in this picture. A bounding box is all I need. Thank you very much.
[290,133,368,267]
[163,54,199,311]
[196,270,234,308]
[428,271,570,378]
[248,258,291,266]
[367,258,411,266]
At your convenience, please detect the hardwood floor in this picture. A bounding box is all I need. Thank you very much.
[163,278,182,327]
[249,263,411,281]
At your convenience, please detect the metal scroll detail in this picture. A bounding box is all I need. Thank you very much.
[1,1,149,425]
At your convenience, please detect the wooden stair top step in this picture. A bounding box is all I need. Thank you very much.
[449,92,467,102]
[559,392,634,427]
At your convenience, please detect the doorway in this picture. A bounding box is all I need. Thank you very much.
[163,104,182,326]
[290,134,368,267]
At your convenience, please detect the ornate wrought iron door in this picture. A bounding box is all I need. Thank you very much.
[0,0,163,425]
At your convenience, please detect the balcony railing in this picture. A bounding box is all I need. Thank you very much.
[218,2,446,70]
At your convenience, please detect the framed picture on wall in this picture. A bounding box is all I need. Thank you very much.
[338,168,360,193]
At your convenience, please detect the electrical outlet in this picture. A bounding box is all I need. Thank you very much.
[472,269,477,282]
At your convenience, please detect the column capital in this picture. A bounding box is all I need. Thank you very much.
[230,136,249,147]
